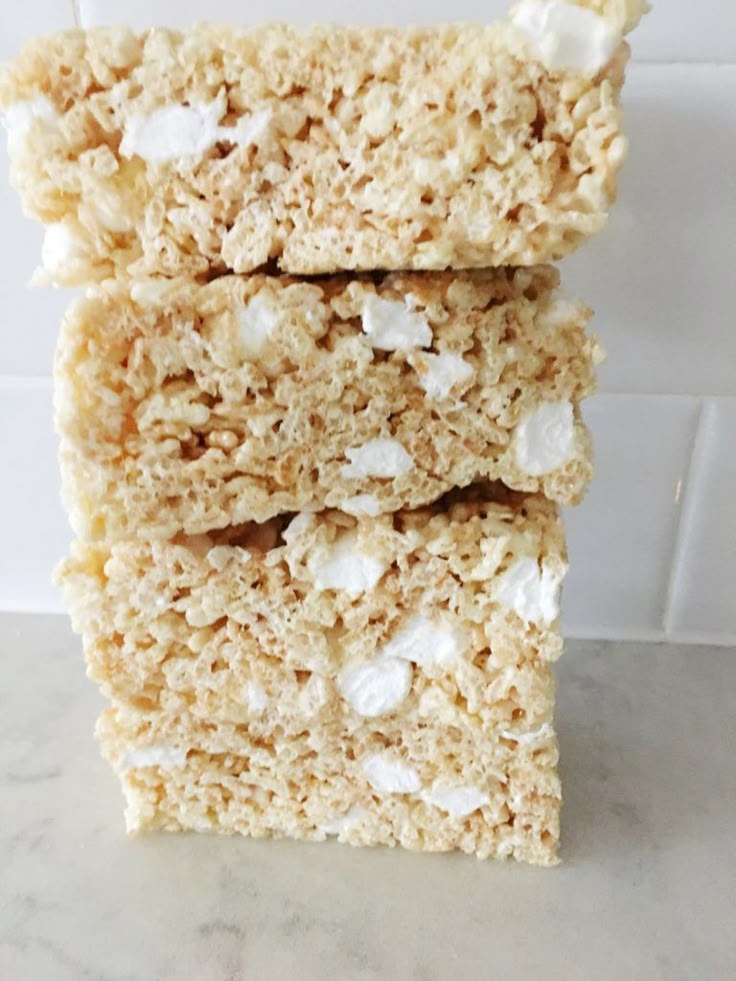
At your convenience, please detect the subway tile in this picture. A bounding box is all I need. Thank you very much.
[633,0,736,64]
[562,64,736,397]
[666,399,736,642]
[0,0,75,59]
[562,395,699,639]
[0,381,68,613]
[0,152,65,377]
[78,0,736,63]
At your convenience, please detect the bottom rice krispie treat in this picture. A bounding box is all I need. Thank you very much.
[97,697,561,866]
[60,484,568,865]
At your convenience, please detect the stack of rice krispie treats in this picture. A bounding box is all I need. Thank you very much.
[1,0,645,865]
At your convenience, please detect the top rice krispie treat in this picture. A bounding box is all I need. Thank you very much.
[1,1,645,283]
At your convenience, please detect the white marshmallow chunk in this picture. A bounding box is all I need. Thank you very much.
[513,401,576,477]
[338,656,412,717]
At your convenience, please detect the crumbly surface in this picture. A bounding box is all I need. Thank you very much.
[59,484,568,711]
[98,702,561,866]
[55,266,599,540]
[62,486,566,864]
[1,22,630,282]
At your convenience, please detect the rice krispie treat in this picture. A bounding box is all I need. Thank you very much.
[0,1,645,284]
[56,266,600,541]
[96,695,562,866]
[60,485,567,864]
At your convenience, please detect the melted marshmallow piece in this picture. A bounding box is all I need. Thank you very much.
[500,722,553,743]
[319,806,369,836]
[239,295,277,359]
[413,352,474,400]
[130,280,177,306]
[421,784,490,819]
[232,111,273,146]
[120,100,271,164]
[338,656,412,717]
[513,401,576,477]
[539,288,590,330]
[362,753,421,794]
[122,746,188,769]
[1,97,59,153]
[245,681,269,714]
[310,529,387,597]
[120,102,223,161]
[494,557,565,626]
[379,614,468,670]
[341,494,382,517]
[361,296,433,351]
[511,0,621,74]
[40,223,84,279]
[341,438,413,480]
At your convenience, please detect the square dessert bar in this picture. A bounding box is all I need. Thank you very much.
[56,266,600,541]
[0,1,645,283]
[60,485,567,865]
[96,698,561,866]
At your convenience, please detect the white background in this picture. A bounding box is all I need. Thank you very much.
[1,1,735,644]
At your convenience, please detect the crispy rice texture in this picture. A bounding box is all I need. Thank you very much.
[99,703,562,866]
[2,20,632,281]
[55,266,599,540]
[61,485,567,865]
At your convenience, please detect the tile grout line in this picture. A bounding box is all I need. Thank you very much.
[661,398,715,637]
[565,625,736,648]
[565,626,668,644]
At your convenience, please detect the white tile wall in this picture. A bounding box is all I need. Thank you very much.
[0,1,73,59]
[562,64,736,396]
[666,400,736,644]
[562,396,699,640]
[0,381,69,613]
[1,2,735,643]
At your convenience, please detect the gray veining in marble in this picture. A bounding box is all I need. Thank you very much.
[1,614,734,980]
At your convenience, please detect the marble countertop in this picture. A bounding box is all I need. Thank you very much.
[1,614,734,981]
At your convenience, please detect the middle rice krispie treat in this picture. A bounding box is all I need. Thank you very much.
[56,266,600,541]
